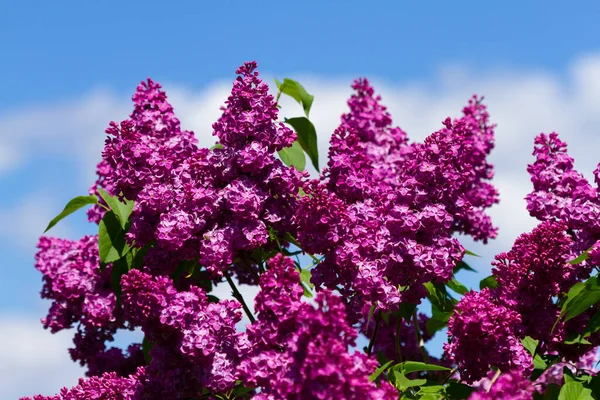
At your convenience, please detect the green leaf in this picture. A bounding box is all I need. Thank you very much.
[426,303,451,336]
[369,360,393,382]
[283,232,301,248]
[397,303,417,321]
[98,211,130,264]
[454,261,476,273]
[539,383,561,400]
[521,336,539,356]
[424,282,456,312]
[564,333,592,345]
[97,188,134,229]
[210,143,223,150]
[570,250,590,265]
[447,277,469,295]
[401,361,451,374]
[278,140,306,171]
[561,277,600,322]
[284,117,319,171]
[582,309,600,338]
[142,336,153,364]
[110,250,132,298]
[446,382,475,399]
[479,275,498,290]
[391,370,427,391]
[533,354,548,370]
[275,78,314,117]
[299,268,314,298]
[44,195,98,232]
[418,385,446,394]
[465,249,481,257]
[558,381,594,400]
[171,259,199,281]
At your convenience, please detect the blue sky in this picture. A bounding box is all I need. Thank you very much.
[3,1,600,397]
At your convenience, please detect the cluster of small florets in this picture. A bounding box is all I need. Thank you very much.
[35,235,143,377]
[526,132,600,254]
[445,221,595,382]
[444,289,532,383]
[446,132,600,384]
[98,62,305,278]
[469,371,535,400]
[300,80,498,315]
[239,255,397,399]
[120,269,249,396]
[36,60,600,400]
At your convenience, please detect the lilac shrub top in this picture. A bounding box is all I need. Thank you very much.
[25,60,600,400]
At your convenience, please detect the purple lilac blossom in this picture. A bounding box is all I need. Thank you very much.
[492,221,581,346]
[526,132,600,257]
[35,235,142,377]
[100,62,306,279]
[300,81,497,316]
[535,347,598,391]
[239,254,398,399]
[120,269,249,396]
[444,289,532,383]
[20,368,145,400]
[469,371,535,400]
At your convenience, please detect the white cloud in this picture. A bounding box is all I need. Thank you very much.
[0,192,75,249]
[0,316,85,399]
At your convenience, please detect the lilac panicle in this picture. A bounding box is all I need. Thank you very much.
[239,254,398,399]
[120,269,249,396]
[20,368,145,400]
[526,132,600,254]
[444,289,532,383]
[469,371,535,400]
[300,82,497,315]
[35,235,143,377]
[99,62,305,278]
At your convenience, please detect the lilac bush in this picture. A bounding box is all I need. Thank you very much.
[24,61,600,399]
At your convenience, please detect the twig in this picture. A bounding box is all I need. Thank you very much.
[442,367,458,384]
[487,369,502,393]
[367,314,381,356]
[412,309,430,363]
[395,317,403,363]
[224,271,256,324]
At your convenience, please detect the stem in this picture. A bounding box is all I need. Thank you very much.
[412,310,429,363]
[442,367,458,384]
[367,314,381,356]
[487,369,502,392]
[224,271,256,324]
[395,317,403,363]
[238,256,261,283]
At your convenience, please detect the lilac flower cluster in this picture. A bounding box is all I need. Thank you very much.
[120,269,249,397]
[239,255,397,399]
[444,289,532,383]
[35,235,143,377]
[469,371,535,400]
[525,132,600,352]
[22,368,145,400]
[445,221,594,382]
[30,61,529,399]
[100,62,305,277]
[299,81,498,315]
[526,132,600,267]
[535,348,599,390]
[446,132,600,383]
